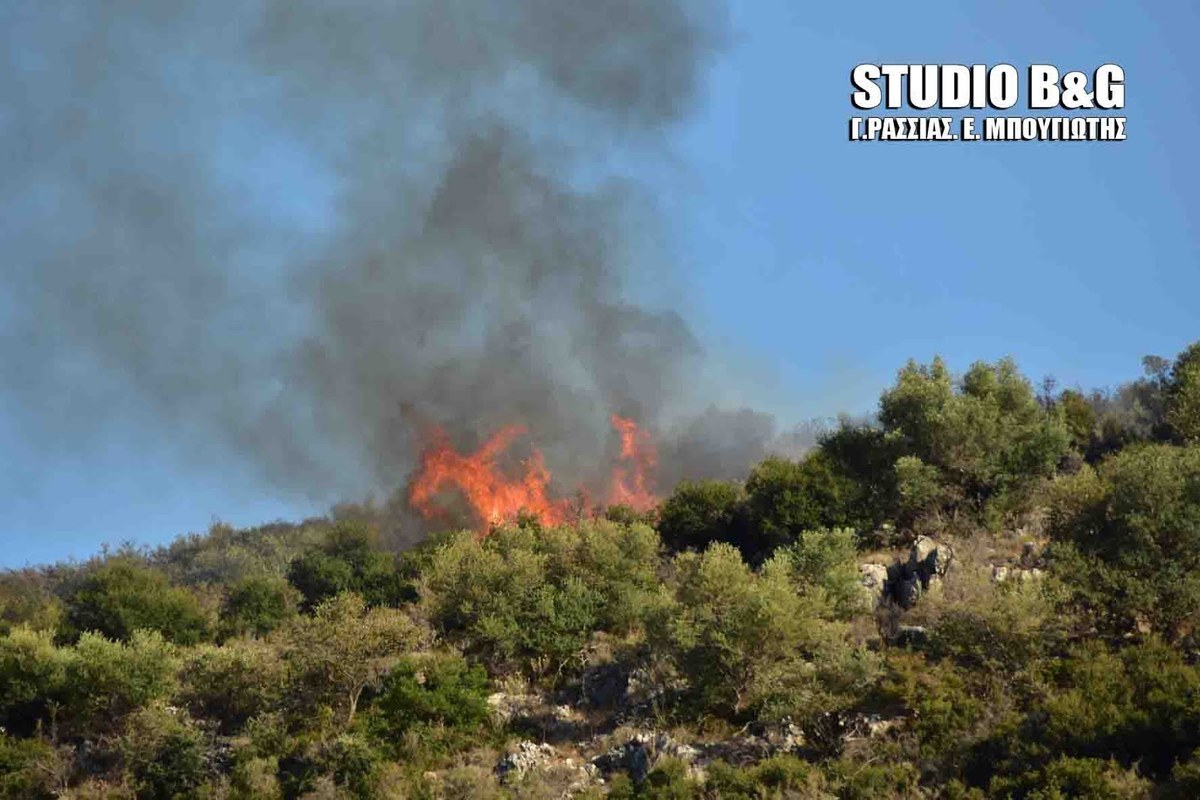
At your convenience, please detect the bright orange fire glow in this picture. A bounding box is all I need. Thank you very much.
[607,414,658,512]
[408,416,659,531]
[408,424,572,531]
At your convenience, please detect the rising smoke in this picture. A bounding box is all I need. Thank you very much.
[2,1,806,537]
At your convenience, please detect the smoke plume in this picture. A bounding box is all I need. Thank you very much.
[2,1,804,534]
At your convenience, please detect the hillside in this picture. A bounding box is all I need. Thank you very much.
[2,342,1200,799]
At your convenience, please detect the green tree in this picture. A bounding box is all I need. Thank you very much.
[371,652,490,755]
[649,543,867,719]
[64,630,179,730]
[286,522,405,610]
[0,626,68,735]
[178,638,288,733]
[1048,444,1200,639]
[120,706,211,800]
[282,592,421,727]
[879,356,1070,521]
[655,480,744,554]
[742,454,858,560]
[219,574,298,639]
[421,522,660,675]
[62,557,210,645]
[1059,389,1098,452]
[777,527,865,620]
[1167,342,1200,443]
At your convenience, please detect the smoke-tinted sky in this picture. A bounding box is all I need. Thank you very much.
[3,1,1198,565]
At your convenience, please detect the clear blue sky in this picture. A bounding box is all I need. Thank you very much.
[2,1,1197,566]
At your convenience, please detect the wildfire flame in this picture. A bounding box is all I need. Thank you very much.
[608,413,658,512]
[408,415,658,531]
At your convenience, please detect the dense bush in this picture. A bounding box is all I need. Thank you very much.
[286,521,406,610]
[218,574,298,639]
[177,638,287,733]
[648,543,872,721]
[370,652,491,757]
[1048,443,1200,638]
[655,480,744,554]
[281,592,421,727]
[65,630,179,731]
[1167,343,1200,443]
[879,357,1070,521]
[61,557,210,645]
[118,706,211,800]
[421,520,660,675]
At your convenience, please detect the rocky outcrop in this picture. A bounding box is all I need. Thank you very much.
[592,731,700,782]
[862,535,954,610]
[991,565,1044,584]
[859,563,890,608]
[496,741,556,782]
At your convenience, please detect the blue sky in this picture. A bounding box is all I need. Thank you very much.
[3,1,1197,566]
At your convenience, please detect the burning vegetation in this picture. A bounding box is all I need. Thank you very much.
[408,415,659,531]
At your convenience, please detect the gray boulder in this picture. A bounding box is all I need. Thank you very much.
[858,563,890,608]
[496,741,555,782]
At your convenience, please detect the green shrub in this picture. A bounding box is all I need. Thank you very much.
[0,572,63,635]
[218,575,297,640]
[281,592,421,728]
[177,638,287,734]
[742,455,860,560]
[286,522,405,611]
[62,557,210,645]
[119,706,210,800]
[1047,444,1200,638]
[1167,342,1200,443]
[0,733,64,800]
[989,756,1151,799]
[879,356,1069,521]
[0,626,68,735]
[371,652,489,755]
[705,755,824,797]
[65,630,178,729]
[656,480,745,554]
[1036,639,1200,777]
[421,521,659,676]
[777,527,865,620]
[649,544,866,720]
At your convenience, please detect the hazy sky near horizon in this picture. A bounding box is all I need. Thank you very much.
[2,0,1197,566]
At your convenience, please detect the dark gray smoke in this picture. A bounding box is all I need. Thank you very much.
[2,1,805,530]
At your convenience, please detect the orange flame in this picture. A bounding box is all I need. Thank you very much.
[408,416,659,531]
[408,425,572,531]
[607,414,658,512]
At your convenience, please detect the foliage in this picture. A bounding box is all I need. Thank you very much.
[0,733,65,800]
[280,592,421,727]
[177,638,287,734]
[61,557,210,645]
[370,652,491,756]
[118,706,210,800]
[218,574,298,640]
[655,480,744,554]
[0,626,68,735]
[65,630,179,730]
[648,543,870,720]
[0,345,1198,796]
[1047,443,1200,638]
[878,356,1070,521]
[421,520,660,675]
[0,571,63,635]
[1167,342,1200,443]
[777,527,867,620]
[286,522,406,611]
[741,455,861,560]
